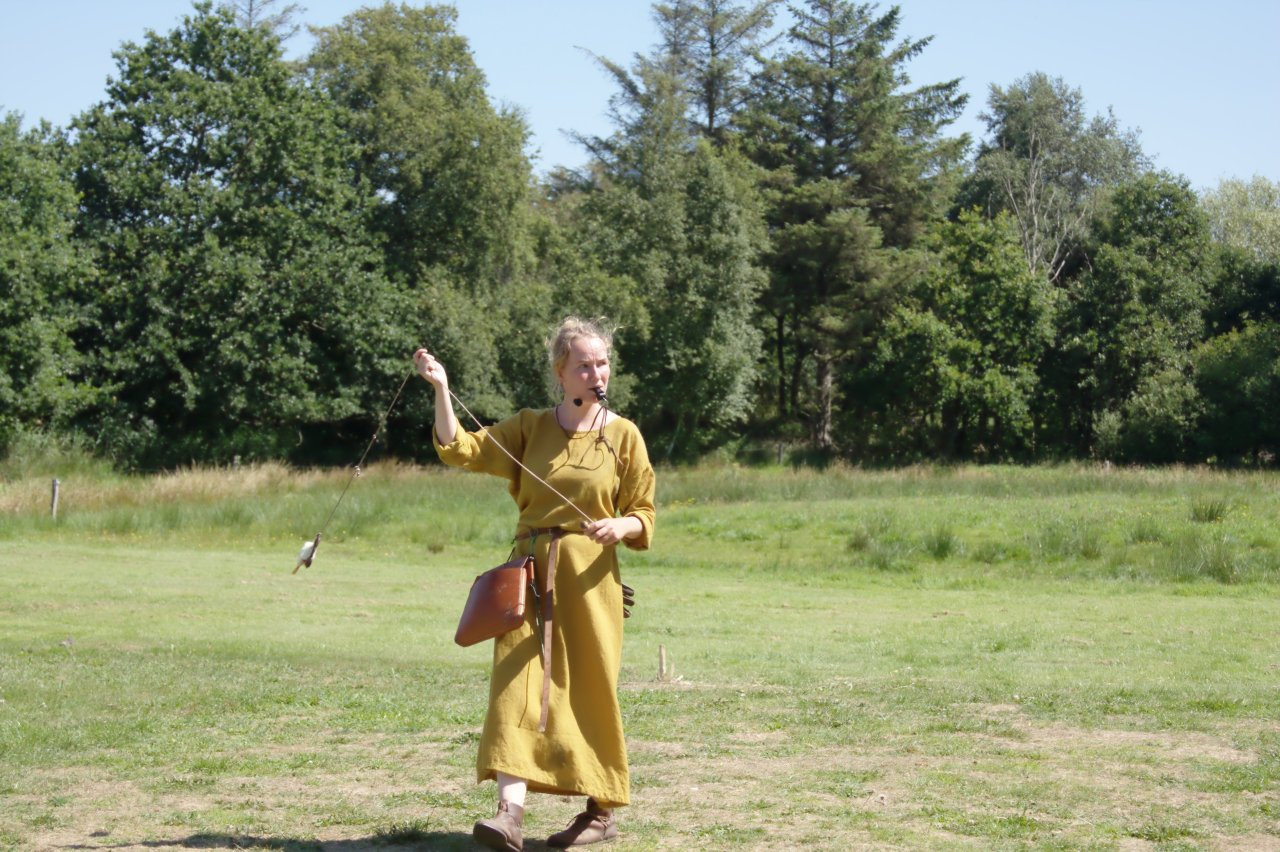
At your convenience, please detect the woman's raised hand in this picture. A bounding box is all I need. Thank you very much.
[417,348,459,445]
[414,348,448,390]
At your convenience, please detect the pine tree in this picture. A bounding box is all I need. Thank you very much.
[567,23,767,456]
[740,0,966,450]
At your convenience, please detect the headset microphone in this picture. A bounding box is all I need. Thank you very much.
[571,388,606,407]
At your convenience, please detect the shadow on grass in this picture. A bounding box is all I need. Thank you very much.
[55,830,487,851]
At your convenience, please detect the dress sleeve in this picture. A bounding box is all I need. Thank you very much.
[433,410,527,482]
[616,422,656,551]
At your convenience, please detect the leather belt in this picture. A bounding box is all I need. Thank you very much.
[514,526,574,732]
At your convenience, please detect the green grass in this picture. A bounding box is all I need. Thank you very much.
[2,462,1279,848]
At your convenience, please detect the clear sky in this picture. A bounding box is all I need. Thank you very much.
[2,1,1277,191]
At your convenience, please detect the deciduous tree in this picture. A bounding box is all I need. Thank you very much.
[1194,322,1280,464]
[71,3,401,467]
[305,3,535,420]
[1201,175,1280,264]
[0,115,92,452]
[966,72,1145,284]
[856,211,1056,460]
[1046,172,1211,458]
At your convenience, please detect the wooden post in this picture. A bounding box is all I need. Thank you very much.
[658,644,670,682]
[51,478,60,521]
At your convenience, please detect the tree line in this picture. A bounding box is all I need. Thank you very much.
[2,0,1278,469]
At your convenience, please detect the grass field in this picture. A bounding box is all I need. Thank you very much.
[1,461,1278,850]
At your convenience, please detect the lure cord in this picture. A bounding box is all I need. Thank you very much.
[294,367,414,574]
[295,352,602,574]
[445,387,595,525]
[318,367,416,535]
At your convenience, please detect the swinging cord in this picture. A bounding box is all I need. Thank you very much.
[445,387,594,525]
[294,352,602,574]
[321,368,416,534]
[293,367,414,574]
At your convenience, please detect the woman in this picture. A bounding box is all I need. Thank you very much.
[414,317,656,851]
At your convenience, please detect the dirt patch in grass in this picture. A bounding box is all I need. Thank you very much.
[1026,721,1255,764]
[1208,835,1280,851]
[971,702,1258,763]
[626,712,1276,849]
[12,716,1279,850]
[12,737,478,851]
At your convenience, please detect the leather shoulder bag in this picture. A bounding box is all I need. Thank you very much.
[454,555,535,647]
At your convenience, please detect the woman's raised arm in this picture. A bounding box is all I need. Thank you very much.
[414,348,458,446]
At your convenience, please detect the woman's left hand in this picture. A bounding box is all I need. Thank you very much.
[583,516,642,546]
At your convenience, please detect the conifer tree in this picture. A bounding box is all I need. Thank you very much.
[740,0,966,450]
[570,23,767,456]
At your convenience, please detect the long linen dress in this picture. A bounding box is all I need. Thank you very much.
[435,408,656,808]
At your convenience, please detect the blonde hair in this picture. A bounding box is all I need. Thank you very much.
[547,316,615,394]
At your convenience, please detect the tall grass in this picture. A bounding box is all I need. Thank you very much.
[660,461,1280,503]
[0,428,115,482]
[4,460,1280,585]
[1,462,514,551]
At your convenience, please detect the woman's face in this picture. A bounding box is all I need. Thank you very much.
[557,335,610,404]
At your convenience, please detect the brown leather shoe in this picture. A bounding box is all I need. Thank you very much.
[546,798,618,847]
[473,800,524,851]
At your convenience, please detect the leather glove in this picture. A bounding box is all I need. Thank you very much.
[622,583,636,618]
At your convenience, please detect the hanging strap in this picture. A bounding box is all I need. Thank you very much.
[538,532,560,733]
[516,526,571,733]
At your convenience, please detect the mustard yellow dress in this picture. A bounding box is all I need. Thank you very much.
[435,408,656,808]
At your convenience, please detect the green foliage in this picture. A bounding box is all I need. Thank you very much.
[1201,175,1280,264]
[305,4,530,289]
[650,0,779,144]
[1194,322,1280,463]
[571,35,767,456]
[0,115,93,453]
[856,211,1057,460]
[0,428,113,481]
[1,1,1272,468]
[305,4,540,426]
[220,0,305,39]
[1093,368,1202,464]
[1047,173,1212,459]
[70,3,405,468]
[618,143,767,456]
[740,0,967,449]
[1205,242,1280,339]
[965,71,1146,283]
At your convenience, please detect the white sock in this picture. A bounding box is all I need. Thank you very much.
[496,772,527,809]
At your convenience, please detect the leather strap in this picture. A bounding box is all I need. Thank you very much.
[538,531,559,732]
[515,526,570,733]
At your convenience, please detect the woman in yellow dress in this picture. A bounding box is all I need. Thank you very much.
[414,317,656,851]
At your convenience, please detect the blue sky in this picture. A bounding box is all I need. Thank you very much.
[2,1,1277,190]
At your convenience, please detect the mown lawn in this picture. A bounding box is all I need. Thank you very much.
[1,463,1278,849]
